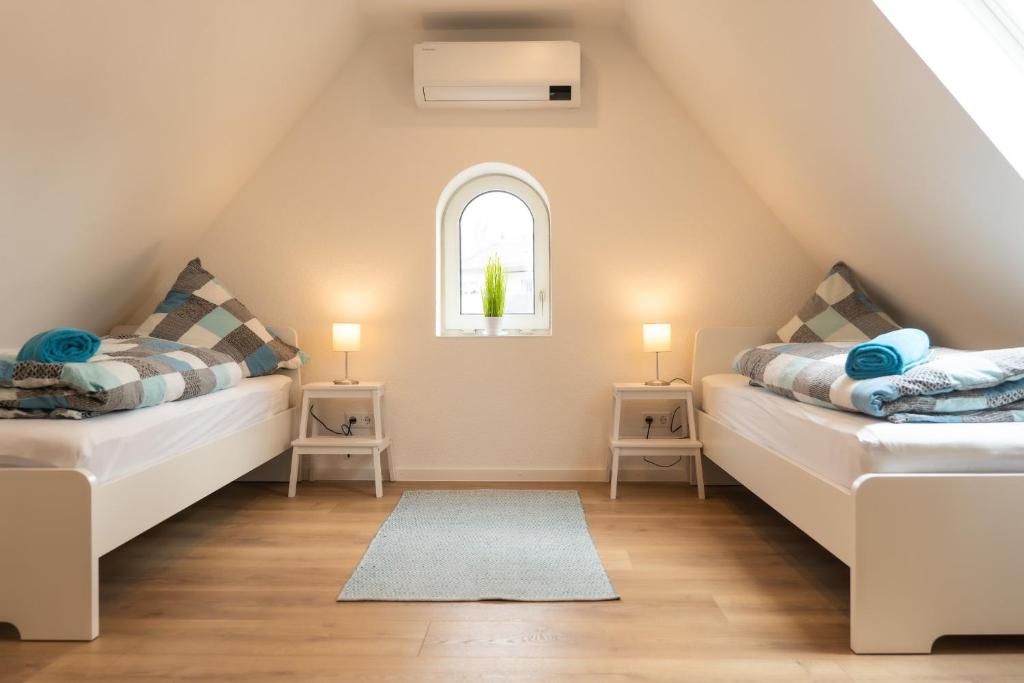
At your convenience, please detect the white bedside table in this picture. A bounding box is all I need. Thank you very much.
[289,381,391,498]
[608,382,704,500]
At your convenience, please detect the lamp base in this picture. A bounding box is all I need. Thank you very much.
[644,379,670,386]
[333,378,359,385]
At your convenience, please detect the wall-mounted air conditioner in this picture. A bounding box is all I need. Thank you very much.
[413,41,581,109]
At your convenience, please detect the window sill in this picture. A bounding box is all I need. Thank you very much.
[437,329,552,338]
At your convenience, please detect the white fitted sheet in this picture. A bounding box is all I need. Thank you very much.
[0,375,291,483]
[702,373,1024,489]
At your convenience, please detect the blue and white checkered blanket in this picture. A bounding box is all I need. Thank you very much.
[1,336,241,419]
[734,342,1024,423]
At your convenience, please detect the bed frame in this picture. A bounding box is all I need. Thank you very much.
[0,325,300,641]
[692,327,1024,653]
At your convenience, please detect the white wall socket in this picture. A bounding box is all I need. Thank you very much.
[642,413,672,428]
[346,412,374,429]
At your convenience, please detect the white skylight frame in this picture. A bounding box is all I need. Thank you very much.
[874,0,1024,181]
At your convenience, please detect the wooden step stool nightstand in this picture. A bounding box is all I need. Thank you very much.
[608,382,704,500]
[289,381,391,498]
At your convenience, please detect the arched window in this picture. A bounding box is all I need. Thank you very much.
[436,163,551,335]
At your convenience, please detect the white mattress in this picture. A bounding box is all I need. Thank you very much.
[702,373,1024,489]
[0,375,291,483]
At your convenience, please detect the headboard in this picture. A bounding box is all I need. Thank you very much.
[690,326,774,409]
[110,324,303,410]
[266,325,303,410]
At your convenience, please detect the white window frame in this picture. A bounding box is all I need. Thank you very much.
[438,171,551,336]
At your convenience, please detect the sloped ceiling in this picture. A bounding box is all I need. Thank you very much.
[7,0,1022,351]
[625,0,1024,348]
[0,0,363,345]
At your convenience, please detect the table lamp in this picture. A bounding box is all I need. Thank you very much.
[642,323,671,386]
[332,323,361,385]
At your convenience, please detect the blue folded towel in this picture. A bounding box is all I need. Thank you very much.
[16,328,101,364]
[845,328,931,380]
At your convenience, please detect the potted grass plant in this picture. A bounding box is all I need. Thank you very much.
[482,255,507,336]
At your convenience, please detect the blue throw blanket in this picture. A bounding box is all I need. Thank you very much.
[845,328,931,379]
[17,328,101,363]
[734,342,1024,423]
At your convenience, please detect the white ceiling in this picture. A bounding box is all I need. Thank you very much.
[5,0,1022,348]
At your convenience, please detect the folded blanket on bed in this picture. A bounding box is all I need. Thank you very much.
[17,327,101,363]
[734,342,1024,423]
[0,335,242,419]
[844,328,931,380]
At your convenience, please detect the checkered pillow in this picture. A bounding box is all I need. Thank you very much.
[136,258,305,377]
[777,262,899,343]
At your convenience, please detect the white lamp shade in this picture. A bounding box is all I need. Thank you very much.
[332,323,361,352]
[642,323,671,353]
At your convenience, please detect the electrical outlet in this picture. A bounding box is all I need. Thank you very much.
[642,413,672,429]
[346,412,374,430]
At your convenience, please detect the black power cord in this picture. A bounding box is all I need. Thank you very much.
[644,456,683,468]
[643,410,685,468]
[669,405,683,434]
[309,404,356,436]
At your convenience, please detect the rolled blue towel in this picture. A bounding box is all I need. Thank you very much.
[845,328,930,380]
[16,328,101,364]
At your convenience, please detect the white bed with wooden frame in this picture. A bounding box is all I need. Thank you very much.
[0,325,300,641]
[692,326,1024,654]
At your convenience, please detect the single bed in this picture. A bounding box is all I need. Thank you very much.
[693,327,1024,654]
[0,325,300,641]
[0,374,291,482]
[704,373,1024,488]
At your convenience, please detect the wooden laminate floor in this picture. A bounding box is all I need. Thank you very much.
[3,481,1024,682]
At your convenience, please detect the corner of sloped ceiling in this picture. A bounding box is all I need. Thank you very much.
[127,3,369,324]
[0,1,367,345]
[616,1,821,285]
[623,0,1024,348]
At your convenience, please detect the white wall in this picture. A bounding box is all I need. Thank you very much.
[626,0,1024,349]
[185,29,818,480]
[0,0,362,346]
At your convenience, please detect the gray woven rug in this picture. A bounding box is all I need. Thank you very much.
[338,490,619,601]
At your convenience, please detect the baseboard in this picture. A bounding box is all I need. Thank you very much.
[308,463,696,483]
[239,452,728,485]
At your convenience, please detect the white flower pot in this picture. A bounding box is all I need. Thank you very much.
[483,316,504,336]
